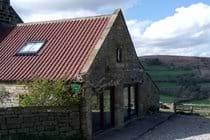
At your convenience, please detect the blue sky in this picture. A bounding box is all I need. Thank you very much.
[12,0,210,57]
[126,0,210,20]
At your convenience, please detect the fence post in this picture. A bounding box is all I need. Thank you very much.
[190,106,193,113]
[173,102,176,113]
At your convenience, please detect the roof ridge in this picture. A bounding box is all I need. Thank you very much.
[17,14,112,26]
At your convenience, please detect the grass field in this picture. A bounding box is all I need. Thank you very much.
[160,94,210,106]
[156,82,178,88]
[141,57,210,113]
[185,98,210,105]
[160,94,175,103]
[147,70,193,82]
[143,65,170,71]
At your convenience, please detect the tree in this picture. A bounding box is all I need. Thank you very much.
[176,74,204,99]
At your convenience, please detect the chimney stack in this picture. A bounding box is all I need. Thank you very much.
[0,0,23,25]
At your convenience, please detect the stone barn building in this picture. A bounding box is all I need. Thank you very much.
[0,0,159,137]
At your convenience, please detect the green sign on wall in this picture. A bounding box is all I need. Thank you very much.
[71,83,81,94]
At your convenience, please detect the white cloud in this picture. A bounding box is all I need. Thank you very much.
[11,1,210,57]
[11,0,136,22]
[23,10,97,22]
[127,19,151,49]
[12,0,136,12]
[127,3,210,57]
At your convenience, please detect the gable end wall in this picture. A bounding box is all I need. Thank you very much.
[84,10,159,128]
[85,11,144,86]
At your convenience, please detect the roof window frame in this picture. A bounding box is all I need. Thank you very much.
[16,40,46,56]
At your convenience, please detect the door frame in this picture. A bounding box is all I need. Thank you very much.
[100,86,115,129]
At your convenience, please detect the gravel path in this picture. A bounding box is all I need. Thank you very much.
[139,115,210,140]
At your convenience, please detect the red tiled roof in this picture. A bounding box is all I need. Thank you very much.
[0,15,111,81]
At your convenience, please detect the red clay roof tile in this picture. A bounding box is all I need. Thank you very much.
[0,15,111,81]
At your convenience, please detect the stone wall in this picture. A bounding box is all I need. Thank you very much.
[139,73,160,112]
[84,10,145,128]
[0,106,88,138]
[0,0,23,24]
[0,83,26,107]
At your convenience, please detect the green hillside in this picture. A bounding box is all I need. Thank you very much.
[140,55,210,104]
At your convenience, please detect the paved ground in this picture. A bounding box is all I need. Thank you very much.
[140,114,210,140]
[94,112,174,140]
[94,113,210,140]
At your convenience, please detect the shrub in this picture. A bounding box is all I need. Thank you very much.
[20,79,82,106]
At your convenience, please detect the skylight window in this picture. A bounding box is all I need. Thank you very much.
[17,41,45,55]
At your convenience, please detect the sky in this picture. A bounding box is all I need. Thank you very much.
[11,0,210,57]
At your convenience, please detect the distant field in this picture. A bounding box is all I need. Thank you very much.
[146,70,193,82]
[148,70,193,75]
[143,65,170,71]
[160,94,175,103]
[144,64,210,90]
[160,94,210,105]
[140,55,210,109]
[156,82,177,88]
[185,98,210,105]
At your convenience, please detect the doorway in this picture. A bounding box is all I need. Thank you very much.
[123,84,138,121]
[91,87,115,134]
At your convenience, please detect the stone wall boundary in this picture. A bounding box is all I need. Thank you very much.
[0,105,88,139]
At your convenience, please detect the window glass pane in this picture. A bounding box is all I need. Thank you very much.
[117,49,120,61]
[116,48,122,62]
[18,41,45,54]
[30,42,44,52]
[19,43,33,53]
